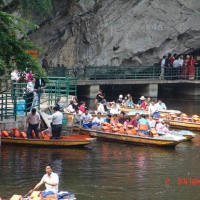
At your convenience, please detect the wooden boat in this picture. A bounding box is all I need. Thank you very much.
[80,128,183,147]
[157,130,196,140]
[169,120,200,131]
[9,190,76,200]
[1,134,94,147]
[121,107,181,115]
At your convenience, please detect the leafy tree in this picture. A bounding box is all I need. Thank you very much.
[0,0,53,85]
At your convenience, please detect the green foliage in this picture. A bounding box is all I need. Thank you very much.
[19,0,53,18]
[0,0,54,87]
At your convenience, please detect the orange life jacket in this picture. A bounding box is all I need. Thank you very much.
[20,131,27,138]
[1,130,10,138]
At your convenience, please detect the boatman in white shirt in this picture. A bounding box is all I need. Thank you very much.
[48,106,63,139]
[29,164,59,198]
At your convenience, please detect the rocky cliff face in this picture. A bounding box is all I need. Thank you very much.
[28,0,200,67]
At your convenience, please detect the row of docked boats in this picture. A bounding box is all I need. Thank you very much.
[64,107,200,131]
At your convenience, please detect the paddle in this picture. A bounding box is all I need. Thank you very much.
[23,191,32,198]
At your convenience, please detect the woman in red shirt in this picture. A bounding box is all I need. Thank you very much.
[188,56,195,80]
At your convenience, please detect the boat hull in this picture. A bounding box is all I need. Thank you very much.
[80,129,181,147]
[1,135,93,147]
[169,120,200,131]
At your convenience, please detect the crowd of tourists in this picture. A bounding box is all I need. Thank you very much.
[159,53,196,80]
[62,89,169,137]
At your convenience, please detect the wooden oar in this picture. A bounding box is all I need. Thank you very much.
[23,190,32,198]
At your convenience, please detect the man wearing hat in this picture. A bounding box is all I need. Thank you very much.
[137,96,146,105]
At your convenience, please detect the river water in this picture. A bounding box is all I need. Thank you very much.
[1,97,200,200]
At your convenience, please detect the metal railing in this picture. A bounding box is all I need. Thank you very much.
[0,77,78,121]
[46,66,200,80]
[0,93,17,121]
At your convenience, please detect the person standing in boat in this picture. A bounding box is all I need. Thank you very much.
[48,106,63,139]
[29,164,59,198]
[26,108,41,139]
[156,99,167,111]
[95,89,105,104]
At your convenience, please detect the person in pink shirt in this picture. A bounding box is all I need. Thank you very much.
[26,68,33,82]
[156,119,170,133]
[79,101,86,113]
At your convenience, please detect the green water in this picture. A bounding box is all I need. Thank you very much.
[1,98,200,200]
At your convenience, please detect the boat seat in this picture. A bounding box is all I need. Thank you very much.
[160,114,166,118]
[118,127,125,134]
[112,128,119,133]
[117,123,123,128]
[10,195,22,200]
[30,191,41,198]
[106,124,112,130]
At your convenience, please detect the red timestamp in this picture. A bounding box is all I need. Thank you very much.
[165,178,200,186]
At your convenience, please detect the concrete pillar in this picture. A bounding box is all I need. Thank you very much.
[77,85,100,99]
[89,85,99,98]
[147,83,158,98]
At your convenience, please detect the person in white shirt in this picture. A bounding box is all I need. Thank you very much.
[110,101,121,115]
[11,67,20,81]
[48,106,63,139]
[26,108,41,139]
[177,55,184,79]
[148,99,158,117]
[26,77,35,112]
[80,108,93,129]
[97,99,108,114]
[156,99,167,110]
[92,112,104,126]
[173,58,179,68]
[29,164,59,198]
[178,55,184,67]
[72,107,83,125]
[64,100,75,113]
[159,56,166,80]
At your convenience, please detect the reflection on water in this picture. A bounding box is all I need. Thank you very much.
[1,138,200,200]
[1,98,200,200]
